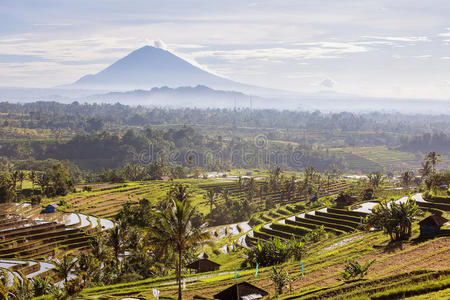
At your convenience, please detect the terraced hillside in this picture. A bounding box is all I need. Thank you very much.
[77,228,450,299]
[0,209,93,260]
[198,180,352,208]
[56,181,173,218]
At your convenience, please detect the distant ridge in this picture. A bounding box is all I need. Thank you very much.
[79,85,268,108]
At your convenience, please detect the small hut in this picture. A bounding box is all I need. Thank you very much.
[186,258,220,273]
[213,282,268,300]
[336,193,358,208]
[43,204,57,213]
[418,215,448,237]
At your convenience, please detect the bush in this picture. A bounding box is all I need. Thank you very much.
[243,237,305,267]
[367,199,421,241]
[340,259,375,281]
[30,195,42,206]
[83,186,92,192]
[243,238,291,267]
[294,203,305,211]
[270,265,292,295]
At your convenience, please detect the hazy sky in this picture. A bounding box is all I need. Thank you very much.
[1,0,450,99]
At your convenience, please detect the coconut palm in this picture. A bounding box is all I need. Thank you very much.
[221,189,230,206]
[401,170,414,189]
[245,177,257,201]
[31,277,52,297]
[11,170,19,190]
[426,151,441,174]
[419,160,432,179]
[38,173,50,194]
[148,184,210,300]
[29,170,38,192]
[107,223,128,271]
[205,189,216,214]
[9,276,32,299]
[17,171,25,191]
[55,255,77,286]
[368,172,384,189]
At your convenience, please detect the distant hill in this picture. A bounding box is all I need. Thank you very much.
[79,85,269,108]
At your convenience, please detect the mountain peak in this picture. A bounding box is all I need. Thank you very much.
[72,45,239,91]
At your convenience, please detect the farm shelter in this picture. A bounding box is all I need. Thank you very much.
[418,214,448,237]
[336,193,358,208]
[186,258,220,273]
[214,282,268,300]
[44,204,57,213]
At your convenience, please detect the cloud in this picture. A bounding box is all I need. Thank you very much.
[320,78,337,88]
[153,39,167,50]
[191,42,368,61]
[361,36,429,42]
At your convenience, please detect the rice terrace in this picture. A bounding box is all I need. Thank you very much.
[1,0,450,299]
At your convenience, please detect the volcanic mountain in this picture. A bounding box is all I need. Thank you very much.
[71,45,257,93]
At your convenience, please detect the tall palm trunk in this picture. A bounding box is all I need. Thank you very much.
[178,248,182,300]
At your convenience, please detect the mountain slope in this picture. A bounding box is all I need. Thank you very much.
[71,46,253,92]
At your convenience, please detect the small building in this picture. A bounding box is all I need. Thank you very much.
[418,215,448,237]
[43,204,57,213]
[336,193,358,208]
[214,282,268,300]
[186,258,220,273]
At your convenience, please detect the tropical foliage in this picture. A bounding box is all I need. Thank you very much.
[368,199,420,241]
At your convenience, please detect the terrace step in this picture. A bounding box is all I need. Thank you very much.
[305,214,360,229]
[304,214,356,232]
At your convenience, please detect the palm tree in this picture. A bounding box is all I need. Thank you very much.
[29,170,38,192]
[245,177,257,201]
[221,189,230,206]
[401,170,414,189]
[107,223,127,271]
[368,172,384,189]
[31,277,52,297]
[38,173,51,194]
[148,184,210,300]
[426,151,441,174]
[205,189,216,214]
[0,269,10,298]
[11,170,19,190]
[9,276,32,299]
[304,166,316,185]
[419,160,432,179]
[17,171,25,191]
[55,255,77,286]
[269,166,282,191]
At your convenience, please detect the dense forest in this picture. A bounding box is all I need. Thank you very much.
[1,101,450,136]
[0,101,448,172]
[399,132,450,154]
[0,126,346,172]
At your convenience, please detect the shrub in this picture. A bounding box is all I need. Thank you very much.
[243,237,306,267]
[367,199,421,242]
[270,265,292,295]
[243,238,291,267]
[294,203,305,211]
[340,259,376,281]
[83,185,92,192]
[30,195,42,206]
[304,225,327,243]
